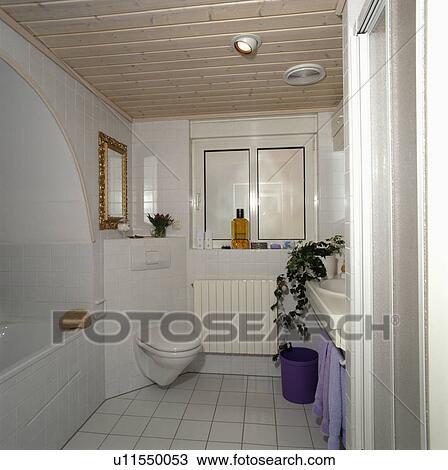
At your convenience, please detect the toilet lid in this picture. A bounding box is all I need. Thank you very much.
[140,324,202,353]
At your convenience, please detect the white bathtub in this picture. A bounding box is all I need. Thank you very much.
[0,320,105,449]
[0,322,55,377]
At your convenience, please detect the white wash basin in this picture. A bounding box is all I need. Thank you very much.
[306,279,348,351]
[318,278,346,297]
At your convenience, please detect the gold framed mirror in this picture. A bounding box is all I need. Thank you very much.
[98,132,128,230]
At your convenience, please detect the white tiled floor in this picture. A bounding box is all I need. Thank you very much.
[63,373,328,450]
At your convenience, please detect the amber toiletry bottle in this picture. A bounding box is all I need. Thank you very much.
[231,208,250,249]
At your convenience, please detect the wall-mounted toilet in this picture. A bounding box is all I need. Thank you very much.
[135,324,202,386]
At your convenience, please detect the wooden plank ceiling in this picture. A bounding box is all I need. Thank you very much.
[0,0,343,120]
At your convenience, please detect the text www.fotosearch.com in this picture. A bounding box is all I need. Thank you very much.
[196,454,336,466]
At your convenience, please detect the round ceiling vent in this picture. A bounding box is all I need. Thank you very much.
[283,64,326,86]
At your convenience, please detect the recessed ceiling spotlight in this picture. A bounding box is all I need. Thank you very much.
[231,34,262,56]
[283,63,326,86]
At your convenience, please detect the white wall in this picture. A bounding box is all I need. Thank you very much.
[104,237,187,397]
[317,112,346,239]
[0,59,90,244]
[426,0,448,450]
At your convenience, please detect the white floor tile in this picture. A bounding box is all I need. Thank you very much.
[218,391,246,406]
[305,409,321,428]
[221,377,247,392]
[99,435,138,450]
[243,423,277,445]
[207,441,242,450]
[143,418,180,438]
[272,378,282,394]
[190,390,219,405]
[209,422,243,443]
[80,413,120,434]
[119,390,139,399]
[162,388,193,403]
[247,378,273,394]
[175,420,211,441]
[274,394,305,410]
[309,427,328,449]
[277,425,313,448]
[169,373,198,390]
[278,446,313,450]
[111,416,149,436]
[245,407,275,425]
[213,405,245,423]
[171,439,206,450]
[246,393,273,408]
[153,402,187,419]
[275,409,308,427]
[195,377,222,391]
[242,443,277,450]
[97,398,132,415]
[135,437,172,450]
[135,386,166,402]
[124,400,158,417]
[64,432,106,450]
[183,404,216,421]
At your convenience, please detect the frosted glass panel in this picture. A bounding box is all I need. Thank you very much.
[257,147,305,240]
[205,149,249,239]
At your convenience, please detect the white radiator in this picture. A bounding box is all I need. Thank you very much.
[193,279,277,355]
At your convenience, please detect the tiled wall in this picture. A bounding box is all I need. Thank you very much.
[131,121,190,237]
[0,18,133,308]
[0,17,133,447]
[0,330,104,449]
[103,237,187,397]
[0,243,94,322]
[317,113,346,239]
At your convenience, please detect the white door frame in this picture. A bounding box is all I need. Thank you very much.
[348,0,427,449]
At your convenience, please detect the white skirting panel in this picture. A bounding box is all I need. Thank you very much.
[193,279,277,355]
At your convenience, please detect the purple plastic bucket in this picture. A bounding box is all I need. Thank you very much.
[280,347,318,404]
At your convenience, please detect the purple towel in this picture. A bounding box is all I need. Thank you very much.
[327,346,346,450]
[312,336,331,425]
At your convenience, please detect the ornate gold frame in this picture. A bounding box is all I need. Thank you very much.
[98,132,128,230]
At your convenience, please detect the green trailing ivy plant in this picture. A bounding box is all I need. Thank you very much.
[272,235,345,361]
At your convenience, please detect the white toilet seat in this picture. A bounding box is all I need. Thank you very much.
[134,324,202,386]
[138,324,202,354]
[136,338,202,358]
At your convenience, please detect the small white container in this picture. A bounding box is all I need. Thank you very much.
[204,231,213,250]
[196,231,204,249]
[322,255,337,279]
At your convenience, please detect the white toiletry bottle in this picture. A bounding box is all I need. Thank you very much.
[197,231,204,249]
[204,231,213,250]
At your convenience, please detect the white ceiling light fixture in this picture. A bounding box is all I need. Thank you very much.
[232,34,262,56]
[283,63,327,86]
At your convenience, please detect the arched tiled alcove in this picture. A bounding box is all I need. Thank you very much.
[0,58,92,243]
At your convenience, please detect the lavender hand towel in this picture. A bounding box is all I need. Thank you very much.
[341,363,347,448]
[312,337,330,418]
[328,346,345,450]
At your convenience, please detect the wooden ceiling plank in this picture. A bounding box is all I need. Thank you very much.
[115,90,343,105]
[86,61,343,85]
[119,93,344,109]
[64,38,342,68]
[127,98,341,114]
[110,83,343,101]
[23,2,340,35]
[97,73,343,93]
[39,12,342,48]
[100,74,343,93]
[132,105,339,120]
[77,50,342,77]
[2,0,325,22]
[53,25,342,59]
